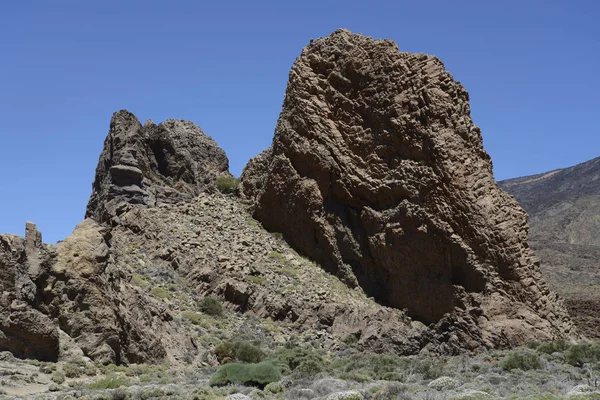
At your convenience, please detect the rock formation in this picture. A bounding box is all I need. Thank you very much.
[242,29,575,346]
[86,110,230,224]
[1,111,231,364]
[0,224,59,361]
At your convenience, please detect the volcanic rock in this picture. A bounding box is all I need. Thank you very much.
[0,225,59,361]
[86,110,230,224]
[242,29,575,346]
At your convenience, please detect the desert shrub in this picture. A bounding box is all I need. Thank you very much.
[182,310,204,325]
[537,339,569,354]
[414,358,444,380]
[111,389,130,400]
[264,381,285,394]
[88,375,131,389]
[333,353,407,381]
[199,296,223,316]
[372,382,410,400]
[428,376,460,390]
[150,287,171,299]
[209,361,280,388]
[275,347,327,375]
[341,333,360,347]
[216,175,239,194]
[500,350,542,371]
[63,360,96,378]
[325,391,363,400]
[565,342,600,367]
[51,371,66,384]
[214,341,265,364]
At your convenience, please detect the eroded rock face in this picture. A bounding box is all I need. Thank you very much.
[86,110,230,224]
[0,225,59,361]
[242,29,574,345]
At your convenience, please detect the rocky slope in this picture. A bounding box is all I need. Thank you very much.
[242,29,575,347]
[0,30,578,367]
[499,157,600,338]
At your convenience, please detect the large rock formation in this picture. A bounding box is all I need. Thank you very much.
[86,110,230,224]
[1,111,231,364]
[242,29,575,346]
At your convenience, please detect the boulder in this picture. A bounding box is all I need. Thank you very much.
[242,29,575,347]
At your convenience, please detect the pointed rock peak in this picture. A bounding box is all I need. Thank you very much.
[241,30,575,349]
[86,110,230,224]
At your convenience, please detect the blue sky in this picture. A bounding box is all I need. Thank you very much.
[1,0,598,243]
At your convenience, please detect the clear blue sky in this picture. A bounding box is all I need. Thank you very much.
[1,1,598,243]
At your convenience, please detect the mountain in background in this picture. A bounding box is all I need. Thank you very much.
[499,156,600,339]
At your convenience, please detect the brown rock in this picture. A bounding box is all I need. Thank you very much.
[242,29,575,348]
[86,110,230,224]
[0,231,59,361]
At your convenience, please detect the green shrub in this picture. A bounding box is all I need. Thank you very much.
[150,287,171,299]
[63,360,96,378]
[565,342,600,366]
[111,389,130,400]
[500,351,542,371]
[274,347,327,375]
[214,341,265,364]
[215,176,240,194]
[264,381,285,394]
[209,361,280,388]
[537,339,569,355]
[88,375,131,389]
[414,358,444,380]
[199,296,223,316]
[181,310,204,325]
[332,353,407,381]
[51,371,65,384]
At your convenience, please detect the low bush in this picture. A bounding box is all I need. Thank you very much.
[87,375,131,389]
[275,347,328,375]
[199,296,223,316]
[150,287,171,299]
[51,371,65,384]
[500,351,542,371]
[565,342,600,367]
[537,339,569,355]
[209,361,280,388]
[215,176,240,194]
[214,341,265,364]
[264,381,285,394]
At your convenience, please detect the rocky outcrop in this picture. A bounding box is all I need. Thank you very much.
[1,220,194,364]
[242,29,575,347]
[86,110,230,224]
[0,225,59,361]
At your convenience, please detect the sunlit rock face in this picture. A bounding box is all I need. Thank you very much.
[242,29,575,347]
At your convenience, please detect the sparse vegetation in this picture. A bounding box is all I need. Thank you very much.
[150,286,171,299]
[51,371,66,384]
[87,375,131,389]
[500,350,542,371]
[215,175,240,194]
[214,340,266,364]
[181,310,204,325]
[199,295,223,316]
[209,361,281,388]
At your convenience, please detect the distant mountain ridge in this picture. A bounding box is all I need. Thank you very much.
[499,156,600,338]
